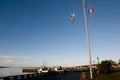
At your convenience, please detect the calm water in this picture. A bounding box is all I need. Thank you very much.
[0,67,28,77]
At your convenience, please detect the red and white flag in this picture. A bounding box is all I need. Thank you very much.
[88,8,94,13]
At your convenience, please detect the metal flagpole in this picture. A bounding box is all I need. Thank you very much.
[82,0,93,78]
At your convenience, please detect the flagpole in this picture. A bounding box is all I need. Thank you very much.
[82,0,93,79]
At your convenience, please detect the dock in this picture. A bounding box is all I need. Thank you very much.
[0,71,81,80]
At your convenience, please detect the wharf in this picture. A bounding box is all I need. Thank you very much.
[0,71,81,80]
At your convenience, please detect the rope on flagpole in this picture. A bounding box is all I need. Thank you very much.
[88,0,92,9]
[88,0,95,29]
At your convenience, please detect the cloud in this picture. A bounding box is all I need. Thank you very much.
[0,55,15,59]
[0,55,30,60]
[0,55,31,67]
[4,59,13,64]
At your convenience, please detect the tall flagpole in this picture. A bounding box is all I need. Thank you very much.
[82,0,93,78]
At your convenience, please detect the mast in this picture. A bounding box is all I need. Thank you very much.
[82,0,93,78]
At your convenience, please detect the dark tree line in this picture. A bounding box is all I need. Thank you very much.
[97,60,112,74]
[91,59,120,75]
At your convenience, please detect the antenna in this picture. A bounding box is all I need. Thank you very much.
[43,59,47,68]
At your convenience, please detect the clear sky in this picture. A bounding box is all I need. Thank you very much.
[0,0,120,67]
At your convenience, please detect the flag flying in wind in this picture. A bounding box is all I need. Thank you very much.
[69,13,75,23]
[88,8,94,13]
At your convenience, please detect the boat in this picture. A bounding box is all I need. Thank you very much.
[38,67,48,73]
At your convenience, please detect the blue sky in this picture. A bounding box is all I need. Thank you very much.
[0,0,120,67]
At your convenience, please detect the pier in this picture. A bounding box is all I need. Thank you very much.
[0,71,81,80]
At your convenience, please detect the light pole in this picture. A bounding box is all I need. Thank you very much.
[82,0,93,78]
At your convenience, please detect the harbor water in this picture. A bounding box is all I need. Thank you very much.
[0,67,28,77]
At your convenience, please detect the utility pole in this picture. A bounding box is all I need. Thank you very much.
[82,0,93,78]
[97,57,99,64]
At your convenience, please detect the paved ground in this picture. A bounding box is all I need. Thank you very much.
[37,71,81,80]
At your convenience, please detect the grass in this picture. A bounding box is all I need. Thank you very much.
[79,71,120,80]
[94,71,120,80]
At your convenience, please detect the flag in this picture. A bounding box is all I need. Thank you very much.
[69,13,75,23]
[88,8,94,13]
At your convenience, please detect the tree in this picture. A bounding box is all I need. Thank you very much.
[98,60,112,74]
[118,59,120,65]
[109,60,116,65]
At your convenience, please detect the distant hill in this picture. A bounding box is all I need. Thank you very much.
[0,66,10,68]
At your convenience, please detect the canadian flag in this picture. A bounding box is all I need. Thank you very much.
[88,8,94,13]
